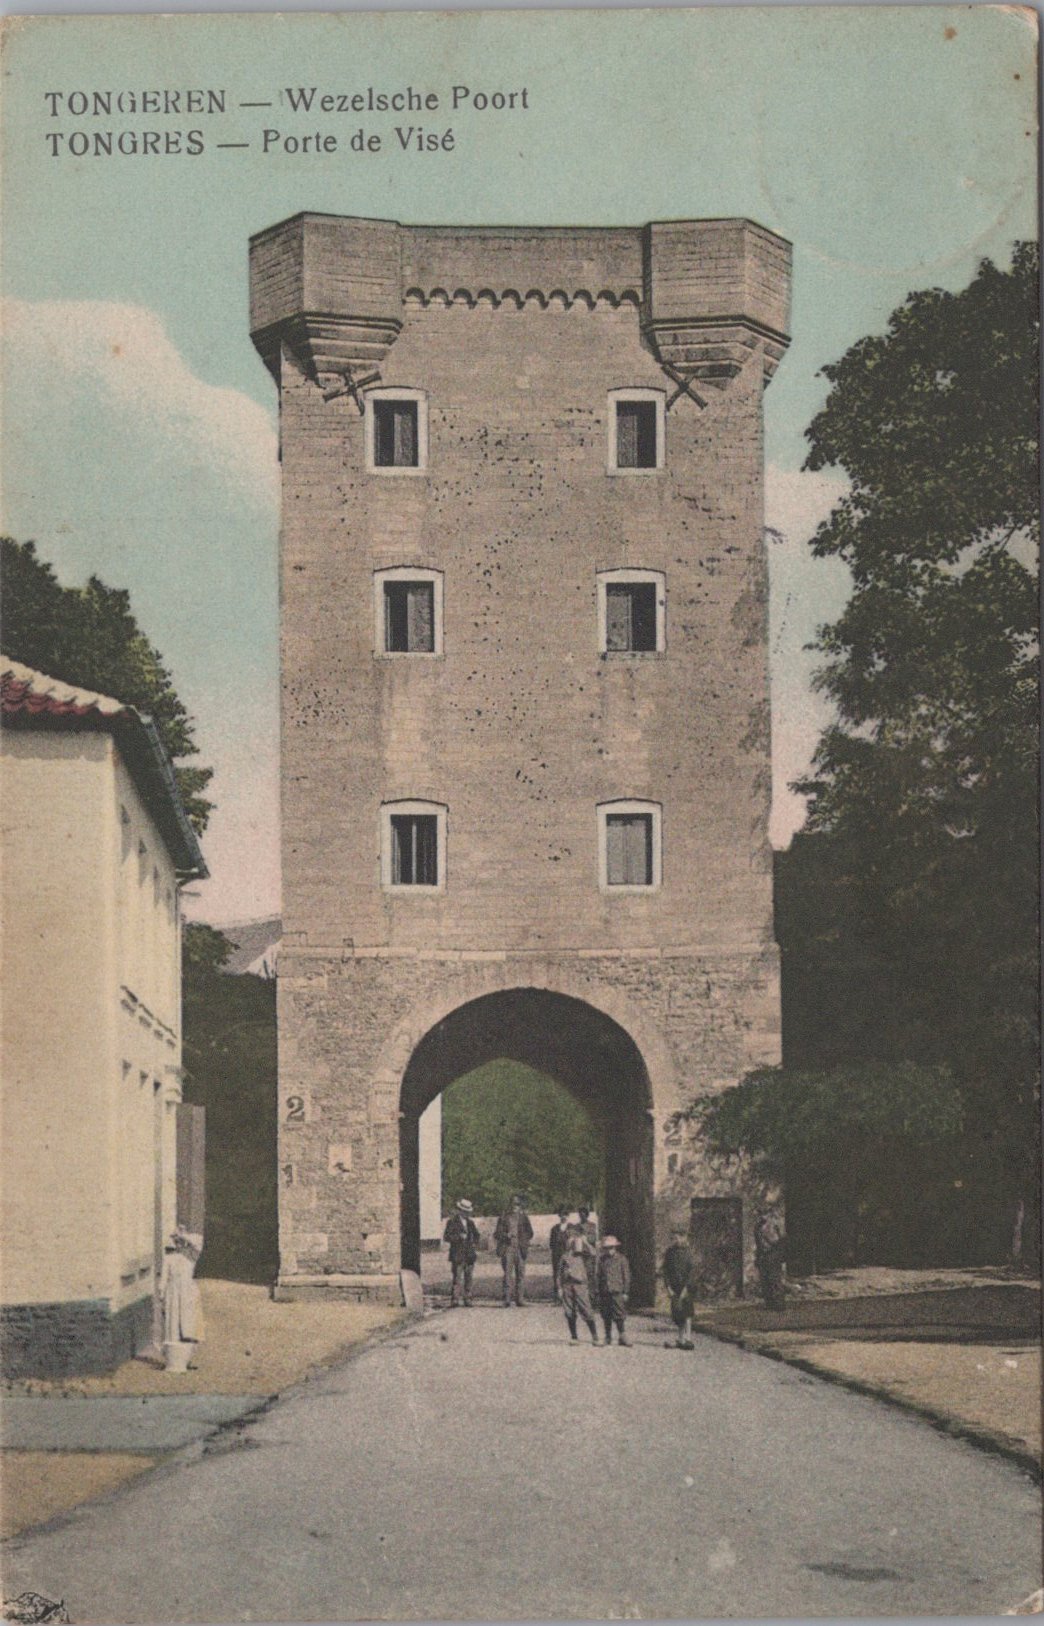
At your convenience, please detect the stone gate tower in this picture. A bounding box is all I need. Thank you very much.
[250,213,791,1305]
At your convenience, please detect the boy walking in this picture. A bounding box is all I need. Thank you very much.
[558,1234,601,1344]
[662,1228,696,1349]
[597,1236,631,1346]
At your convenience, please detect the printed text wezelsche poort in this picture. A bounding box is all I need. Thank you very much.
[41,85,531,157]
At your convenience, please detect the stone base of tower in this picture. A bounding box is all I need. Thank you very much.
[275,944,781,1307]
[272,1273,401,1305]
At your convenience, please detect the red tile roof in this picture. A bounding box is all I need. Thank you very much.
[1,662,126,721]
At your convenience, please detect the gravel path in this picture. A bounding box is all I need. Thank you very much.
[4,1304,1040,1621]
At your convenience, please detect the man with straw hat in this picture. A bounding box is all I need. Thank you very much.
[442,1198,479,1308]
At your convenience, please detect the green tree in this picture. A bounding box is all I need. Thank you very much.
[689,1063,967,1272]
[181,924,277,1282]
[442,1060,604,1216]
[1,538,213,832]
[790,243,1040,1252]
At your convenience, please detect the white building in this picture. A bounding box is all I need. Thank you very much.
[1,661,207,1377]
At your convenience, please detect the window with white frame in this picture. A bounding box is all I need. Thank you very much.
[608,389,664,473]
[598,800,662,891]
[366,387,428,472]
[381,800,446,891]
[374,567,444,655]
[597,569,665,654]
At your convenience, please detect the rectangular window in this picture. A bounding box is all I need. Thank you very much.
[374,399,419,467]
[384,581,435,653]
[615,401,658,469]
[605,813,653,887]
[390,813,439,886]
[605,582,658,652]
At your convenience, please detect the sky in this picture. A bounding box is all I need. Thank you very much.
[1,6,1036,922]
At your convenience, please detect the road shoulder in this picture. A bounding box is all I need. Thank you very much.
[2,1282,407,1539]
[693,1276,1041,1479]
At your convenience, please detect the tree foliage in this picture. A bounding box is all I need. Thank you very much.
[442,1060,604,1216]
[800,242,1038,845]
[702,248,1041,1269]
[689,1062,992,1272]
[1,538,213,832]
[181,924,277,1282]
[183,920,234,978]
[792,244,1039,1196]
[691,1062,963,1170]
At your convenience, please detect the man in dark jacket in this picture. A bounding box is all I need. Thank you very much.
[443,1198,479,1307]
[578,1206,599,1304]
[494,1193,534,1307]
[549,1207,570,1304]
[662,1228,696,1349]
[754,1208,786,1312]
[597,1236,632,1346]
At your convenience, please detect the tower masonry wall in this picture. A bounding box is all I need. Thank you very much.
[277,948,782,1290]
[253,214,791,1299]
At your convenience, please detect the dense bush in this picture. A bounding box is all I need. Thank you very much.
[442,1060,604,1216]
[181,925,278,1281]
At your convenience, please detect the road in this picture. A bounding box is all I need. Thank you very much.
[4,1305,1041,1621]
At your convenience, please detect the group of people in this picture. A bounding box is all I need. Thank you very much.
[444,1194,629,1342]
[441,1192,533,1309]
[551,1207,632,1347]
[442,1194,787,1347]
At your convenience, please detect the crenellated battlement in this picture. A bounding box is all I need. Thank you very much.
[249,212,791,389]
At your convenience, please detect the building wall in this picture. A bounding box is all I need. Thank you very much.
[277,947,781,1297]
[1,730,183,1375]
[418,1094,442,1242]
[257,216,789,1299]
[111,748,182,1330]
[278,307,773,953]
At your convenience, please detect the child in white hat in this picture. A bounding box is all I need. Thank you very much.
[597,1236,632,1346]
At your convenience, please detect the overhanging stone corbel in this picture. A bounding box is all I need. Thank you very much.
[249,213,404,386]
[641,218,792,393]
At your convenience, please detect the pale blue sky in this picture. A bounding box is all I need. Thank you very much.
[1,7,1036,918]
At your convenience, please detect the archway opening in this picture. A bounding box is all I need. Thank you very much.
[400,989,656,1304]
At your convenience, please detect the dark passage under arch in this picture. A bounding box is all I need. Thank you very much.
[400,988,656,1305]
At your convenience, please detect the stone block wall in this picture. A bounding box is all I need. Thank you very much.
[1,1295,152,1380]
[276,946,782,1301]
